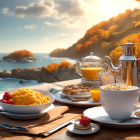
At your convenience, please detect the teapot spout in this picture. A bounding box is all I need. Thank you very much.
[74,59,82,76]
[104,56,120,73]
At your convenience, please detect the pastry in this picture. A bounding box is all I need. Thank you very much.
[62,84,91,95]
[74,116,91,130]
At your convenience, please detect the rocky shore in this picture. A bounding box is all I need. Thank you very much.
[0,65,82,83]
[2,55,37,62]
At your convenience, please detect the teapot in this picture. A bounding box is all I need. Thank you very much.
[104,39,140,86]
[75,52,102,80]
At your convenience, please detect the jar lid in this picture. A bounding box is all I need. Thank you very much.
[123,39,134,46]
[82,52,101,62]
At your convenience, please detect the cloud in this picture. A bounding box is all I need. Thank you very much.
[42,37,49,40]
[60,33,67,36]
[42,28,44,30]
[24,24,36,29]
[60,19,81,28]
[2,0,87,29]
[45,21,57,26]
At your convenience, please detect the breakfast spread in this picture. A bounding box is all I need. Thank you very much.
[103,83,136,90]
[0,88,51,105]
[74,116,91,130]
[62,84,91,95]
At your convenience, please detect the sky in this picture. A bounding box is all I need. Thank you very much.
[0,0,140,53]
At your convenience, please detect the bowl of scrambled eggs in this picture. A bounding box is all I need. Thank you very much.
[0,88,55,114]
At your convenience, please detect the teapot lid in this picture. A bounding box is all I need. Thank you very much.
[123,39,134,46]
[82,52,101,62]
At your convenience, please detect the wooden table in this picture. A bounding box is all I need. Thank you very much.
[0,79,140,140]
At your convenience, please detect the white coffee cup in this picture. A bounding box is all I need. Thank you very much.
[100,85,140,120]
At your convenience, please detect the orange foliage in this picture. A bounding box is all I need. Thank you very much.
[74,44,84,54]
[109,33,140,64]
[74,41,93,55]
[86,29,96,36]
[108,25,118,33]
[8,50,33,59]
[84,41,93,49]
[135,0,140,2]
[101,31,110,39]
[89,34,98,42]
[96,29,104,35]
[46,61,72,73]
[98,21,109,28]
[101,42,110,49]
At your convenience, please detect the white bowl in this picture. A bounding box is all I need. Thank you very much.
[0,89,55,115]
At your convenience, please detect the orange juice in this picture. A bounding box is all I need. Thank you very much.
[81,67,102,80]
[90,89,100,101]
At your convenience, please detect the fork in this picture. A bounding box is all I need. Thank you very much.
[40,119,75,134]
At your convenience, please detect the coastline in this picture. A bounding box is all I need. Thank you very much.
[0,65,81,84]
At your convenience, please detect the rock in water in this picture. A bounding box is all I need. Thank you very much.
[19,79,24,84]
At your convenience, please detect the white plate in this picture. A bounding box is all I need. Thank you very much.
[0,104,54,120]
[67,123,100,135]
[60,91,91,99]
[84,106,140,129]
[55,92,101,107]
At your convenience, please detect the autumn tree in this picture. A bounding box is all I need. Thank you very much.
[108,25,118,33]
[101,31,110,39]
[109,33,140,64]
[46,61,72,73]
[89,34,98,42]
[8,50,33,59]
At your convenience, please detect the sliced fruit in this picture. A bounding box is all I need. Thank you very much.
[7,99,14,105]
[2,100,8,104]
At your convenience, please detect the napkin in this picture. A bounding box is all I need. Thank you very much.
[0,106,81,136]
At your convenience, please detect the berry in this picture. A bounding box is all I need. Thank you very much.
[3,92,11,100]
[7,99,14,105]
[2,100,8,104]
[80,116,91,126]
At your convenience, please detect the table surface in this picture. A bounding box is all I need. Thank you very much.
[0,79,140,140]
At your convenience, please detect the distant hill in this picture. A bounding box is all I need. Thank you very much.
[49,8,140,60]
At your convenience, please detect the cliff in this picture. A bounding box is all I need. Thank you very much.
[49,8,140,59]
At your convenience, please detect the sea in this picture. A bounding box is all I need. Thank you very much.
[0,53,75,91]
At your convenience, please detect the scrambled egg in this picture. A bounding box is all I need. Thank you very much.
[11,88,51,105]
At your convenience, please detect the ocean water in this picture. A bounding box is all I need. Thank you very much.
[0,53,75,91]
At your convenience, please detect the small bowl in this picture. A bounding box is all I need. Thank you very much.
[0,89,55,115]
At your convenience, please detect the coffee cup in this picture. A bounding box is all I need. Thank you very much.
[100,84,140,120]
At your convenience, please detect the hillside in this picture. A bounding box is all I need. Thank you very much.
[49,8,140,60]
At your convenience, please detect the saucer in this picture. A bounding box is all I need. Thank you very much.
[67,123,100,135]
[84,106,140,129]
[55,92,101,107]
[60,91,91,99]
[0,104,54,120]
